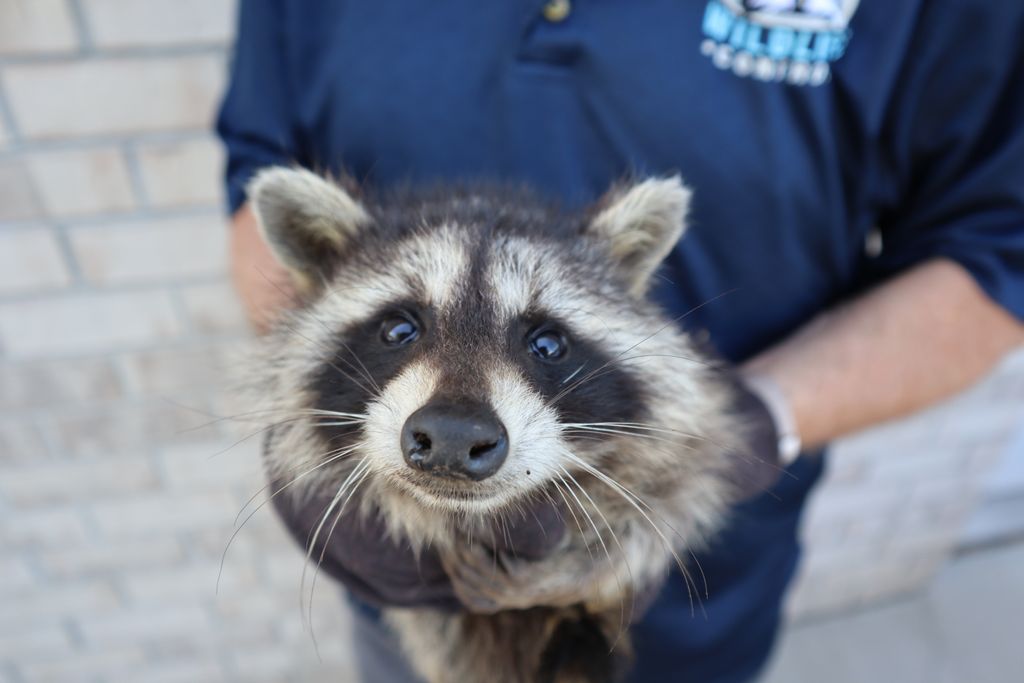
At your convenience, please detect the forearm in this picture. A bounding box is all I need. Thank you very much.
[743,259,1024,450]
[230,202,295,333]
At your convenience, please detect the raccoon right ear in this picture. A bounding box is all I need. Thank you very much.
[247,167,371,291]
[586,176,692,297]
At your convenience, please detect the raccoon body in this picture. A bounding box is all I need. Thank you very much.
[244,168,742,683]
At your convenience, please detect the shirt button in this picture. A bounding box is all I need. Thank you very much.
[542,0,571,22]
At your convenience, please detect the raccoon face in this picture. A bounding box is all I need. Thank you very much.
[249,168,710,531]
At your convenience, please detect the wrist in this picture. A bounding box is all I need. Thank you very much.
[739,373,803,465]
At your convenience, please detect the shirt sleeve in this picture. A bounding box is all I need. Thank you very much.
[872,2,1024,321]
[216,0,299,215]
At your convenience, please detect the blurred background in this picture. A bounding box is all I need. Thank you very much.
[0,2,1021,682]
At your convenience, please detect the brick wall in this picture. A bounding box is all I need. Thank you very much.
[0,2,353,681]
[0,1,1021,681]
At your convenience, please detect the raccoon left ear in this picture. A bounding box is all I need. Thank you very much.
[586,176,692,297]
[247,167,371,292]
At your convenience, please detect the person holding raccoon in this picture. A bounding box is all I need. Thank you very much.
[219,2,1024,682]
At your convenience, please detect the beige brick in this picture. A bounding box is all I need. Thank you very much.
[0,228,71,293]
[0,418,49,462]
[39,538,183,579]
[0,580,119,628]
[90,491,237,537]
[160,438,261,490]
[120,345,226,395]
[0,557,35,594]
[27,147,136,216]
[0,0,78,54]
[70,215,228,285]
[0,457,158,505]
[180,280,248,335]
[137,137,225,207]
[3,56,225,139]
[0,158,43,221]
[126,659,227,683]
[122,561,258,605]
[0,506,91,548]
[0,357,122,411]
[228,648,296,682]
[0,290,182,358]
[77,604,214,647]
[19,647,147,683]
[49,399,221,459]
[0,624,73,659]
[85,0,234,48]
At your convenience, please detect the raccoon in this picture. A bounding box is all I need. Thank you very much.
[243,167,745,683]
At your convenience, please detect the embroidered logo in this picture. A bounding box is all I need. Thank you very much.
[700,0,859,86]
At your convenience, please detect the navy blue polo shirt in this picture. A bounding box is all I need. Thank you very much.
[218,2,1024,681]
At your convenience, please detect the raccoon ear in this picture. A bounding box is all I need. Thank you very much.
[247,167,371,291]
[587,176,692,297]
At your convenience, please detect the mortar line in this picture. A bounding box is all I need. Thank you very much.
[0,43,227,66]
[121,141,151,209]
[66,0,96,55]
[0,129,215,158]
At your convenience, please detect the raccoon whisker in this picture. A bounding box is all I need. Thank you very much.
[551,289,736,404]
[183,406,368,432]
[555,472,613,579]
[559,362,589,386]
[549,479,595,562]
[552,354,708,403]
[497,511,515,558]
[308,462,375,658]
[610,352,717,370]
[274,311,379,396]
[300,458,372,628]
[320,292,384,395]
[309,321,383,396]
[302,409,370,419]
[563,421,721,447]
[196,409,368,462]
[561,427,685,449]
[558,450,704,617]
[278,316,379,397]
[557,466,635,651]
[217,443,365,595]
[233,441,364,527]
[309,419,367,428]
[203,408,363,462]
[216,444,364,593]
[561,430,700,453]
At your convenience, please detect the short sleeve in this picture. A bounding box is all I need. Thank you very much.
[872,2,1024,320]
[216,0,299,214]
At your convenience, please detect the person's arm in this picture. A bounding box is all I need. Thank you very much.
[230,203,294,333]
[744,258,1024,450]
[218,0,302,332]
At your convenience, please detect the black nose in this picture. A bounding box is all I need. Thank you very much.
[401,401,509,481]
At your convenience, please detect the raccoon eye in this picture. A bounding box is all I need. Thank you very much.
[380,315,419,346]
[528,328,567,361]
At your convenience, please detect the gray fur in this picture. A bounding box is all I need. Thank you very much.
[240,169,741,683]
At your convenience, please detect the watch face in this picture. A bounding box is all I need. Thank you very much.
[779,433,803,464]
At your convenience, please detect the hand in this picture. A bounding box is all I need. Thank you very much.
[230,203,296,333]
[720,371,792,501]
[269,474,567,611]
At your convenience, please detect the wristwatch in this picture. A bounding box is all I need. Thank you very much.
[741,374,803,466]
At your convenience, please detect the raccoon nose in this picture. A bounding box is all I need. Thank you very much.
[401,402,509,481]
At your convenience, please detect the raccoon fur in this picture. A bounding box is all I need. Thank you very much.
[242,167,744,683]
